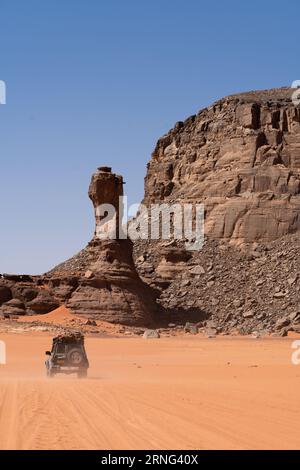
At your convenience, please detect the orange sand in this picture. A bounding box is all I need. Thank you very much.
[0,334,300,449]
[0,333,300,450]
[20,305,75,324]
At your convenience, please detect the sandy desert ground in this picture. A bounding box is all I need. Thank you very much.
[0,333,300,450]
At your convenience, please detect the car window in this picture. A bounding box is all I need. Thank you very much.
[56,344,66,353]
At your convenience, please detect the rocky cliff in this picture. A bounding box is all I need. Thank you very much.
[133,87,300,335]
[144,87,300,243]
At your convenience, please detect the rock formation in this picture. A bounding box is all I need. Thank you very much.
[144,87,300,243]
[88,166,124,239]
[1,167,157,326]
[0,274,59,317]
[3,87,300,335]
[48,167,157,325]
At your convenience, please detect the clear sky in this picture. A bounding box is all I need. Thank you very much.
[0,0,298,274]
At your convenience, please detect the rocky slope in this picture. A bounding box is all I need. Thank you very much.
[134,234,300,335]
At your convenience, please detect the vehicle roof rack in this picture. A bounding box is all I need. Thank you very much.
[52,331,84,344]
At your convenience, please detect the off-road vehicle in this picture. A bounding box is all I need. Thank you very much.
[45,332,89,378]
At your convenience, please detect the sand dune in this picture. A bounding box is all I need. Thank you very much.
[19,305,75,324]
[0,334,300,449]
[18,306,125,334]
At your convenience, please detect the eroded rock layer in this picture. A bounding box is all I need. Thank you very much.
[144,88,300,243]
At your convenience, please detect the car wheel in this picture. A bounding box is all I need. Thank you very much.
[67,348,84,366]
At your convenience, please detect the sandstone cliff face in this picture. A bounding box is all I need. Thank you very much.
[132,87,300,335]
[144,88,300,243]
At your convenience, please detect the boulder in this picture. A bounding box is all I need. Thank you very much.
[0,286,12,305]
[0,298,26,316]
[243,309,255,318]
[275,318,290,330]
[143,329,160,339]
[203,327,217,338]
[184,322,199,334]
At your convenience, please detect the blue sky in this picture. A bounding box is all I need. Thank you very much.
[0,0,298,274]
